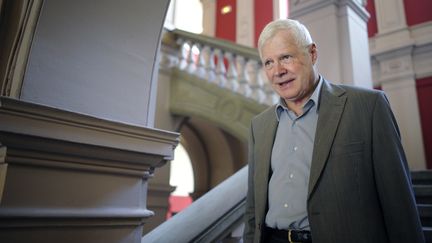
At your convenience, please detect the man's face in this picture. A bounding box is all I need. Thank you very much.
[261,30,317,105]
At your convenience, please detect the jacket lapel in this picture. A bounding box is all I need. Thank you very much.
[308,80,347,199]
[254,108,278,220]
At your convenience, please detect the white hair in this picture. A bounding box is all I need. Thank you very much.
[257,19,314,58]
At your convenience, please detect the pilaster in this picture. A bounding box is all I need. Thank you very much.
[372,44,427,170]
[369,0,429,169]
[380,76,426,170]
[201,0,216,37]
[371,0,412,56]
[290,0,373,88]
[236,0,255,47]
[273,0,288,20]
[374,0,407,34]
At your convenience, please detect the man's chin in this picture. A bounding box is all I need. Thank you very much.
[278,93,298,101]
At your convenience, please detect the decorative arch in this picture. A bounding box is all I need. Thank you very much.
[169,68,267,196]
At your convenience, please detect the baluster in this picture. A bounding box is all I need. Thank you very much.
[224,52,239,92]
[159,43,178,70]
[261,71,279,105]
[247,60,266,103]
[186,42,197,74]
[214,48,227,87]
[177,38,189,70]
[194,43,206,79]
[202,46,216,83]
[236,56,252,98]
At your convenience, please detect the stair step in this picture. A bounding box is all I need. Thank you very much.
[419,204,432,227]
[414,185,432,204]
[419,204,432,216]
[423,227,432,242]
[412,170,432,185]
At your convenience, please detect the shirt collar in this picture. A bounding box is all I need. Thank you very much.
[275,76,323,121]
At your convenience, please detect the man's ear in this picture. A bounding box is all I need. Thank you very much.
[310,43,318,64]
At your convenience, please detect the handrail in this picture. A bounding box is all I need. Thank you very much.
[164,29,260,61]
[142,167,248,243]
[191,199,246,242]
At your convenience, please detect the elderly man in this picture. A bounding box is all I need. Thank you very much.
[243,19,424,243]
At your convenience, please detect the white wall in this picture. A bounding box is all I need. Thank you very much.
[21,0,170,126]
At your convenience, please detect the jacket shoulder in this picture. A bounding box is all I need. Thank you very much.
[324,80,385,104]
[251,105,277,125]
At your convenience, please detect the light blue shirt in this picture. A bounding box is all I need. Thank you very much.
[265,77,323,230]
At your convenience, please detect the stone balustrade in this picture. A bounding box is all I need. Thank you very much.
[161,28,279,106]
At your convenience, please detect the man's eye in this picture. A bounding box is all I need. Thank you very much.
[281,55,292,61]
[264,60,273,68]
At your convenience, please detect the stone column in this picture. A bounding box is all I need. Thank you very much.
[236,0,255,47]
[290,0,373,88]
[273,0,289,20]
[201,0,216,37]
[370,0,426,169]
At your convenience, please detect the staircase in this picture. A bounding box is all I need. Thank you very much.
[412,170,432,242]
[155,28,432,242]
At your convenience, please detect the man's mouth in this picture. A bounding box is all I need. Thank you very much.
[277,78,294,87]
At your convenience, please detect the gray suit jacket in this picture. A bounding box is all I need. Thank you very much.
[243,79,425,243]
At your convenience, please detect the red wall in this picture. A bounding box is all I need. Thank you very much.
[417,77,432,169]
[254,0,274,47]
[166,195,193,219]
[365,0,378,37]
[216,0,237,42]
[404,0,432,26]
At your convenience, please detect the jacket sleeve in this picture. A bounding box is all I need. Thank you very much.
[243,122,256,243]
[372,92,425,243]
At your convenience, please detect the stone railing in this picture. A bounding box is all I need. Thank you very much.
[160,28,279,106]
[142,166,247,243]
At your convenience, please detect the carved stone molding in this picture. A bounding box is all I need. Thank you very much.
[370,21,432,85]
[0,0,43,98]
[0,97,179,243]
[374,46,414,83]
[0,97,179,159]
[169,69,267,143]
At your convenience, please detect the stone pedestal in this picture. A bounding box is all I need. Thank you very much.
[0,98,179,243]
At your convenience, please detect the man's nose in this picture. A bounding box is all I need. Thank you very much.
[274,62,287,77]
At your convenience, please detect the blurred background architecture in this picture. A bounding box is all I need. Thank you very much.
[0,0,431,242]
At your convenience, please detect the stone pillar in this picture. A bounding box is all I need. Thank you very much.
[290,0,373,88]
[273,0,289,20]
[201,0,216,37]
[374,0,407,34]
[0,98,179,243]
[236,0,255,47]
[369,0,426,169]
